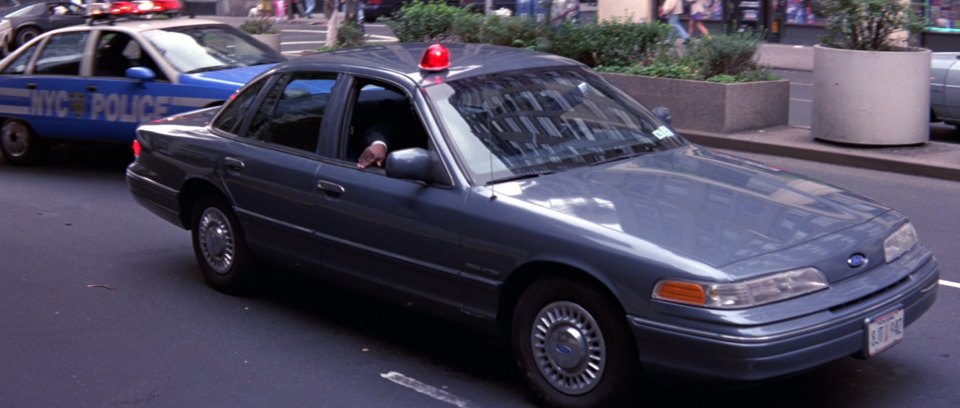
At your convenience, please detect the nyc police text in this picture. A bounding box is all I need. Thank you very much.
[31,90,169,122]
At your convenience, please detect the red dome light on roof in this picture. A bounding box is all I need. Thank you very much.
[419,44,450,72]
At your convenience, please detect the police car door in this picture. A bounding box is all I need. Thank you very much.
[4,30,91,141]
[85,30,181,142]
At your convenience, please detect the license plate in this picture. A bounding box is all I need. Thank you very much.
[865,308,904,357]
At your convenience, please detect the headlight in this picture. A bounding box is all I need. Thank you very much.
[653,268,829,309]
[884,222,918,263]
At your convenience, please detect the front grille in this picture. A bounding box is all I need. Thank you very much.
[828,275,912,313]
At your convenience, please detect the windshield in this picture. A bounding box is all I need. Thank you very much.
[425,68,685,185]
[141,24,284,74]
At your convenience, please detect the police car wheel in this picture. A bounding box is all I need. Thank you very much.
[190,194,258,296]
[511,278,639,408]
[15,27,39,47]
[0,119,44,165]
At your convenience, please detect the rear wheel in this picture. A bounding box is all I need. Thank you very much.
[191,194,257,295]
[512,278,638,408]
[0,119,44,165]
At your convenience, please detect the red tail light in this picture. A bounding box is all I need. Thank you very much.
[131,140,142,158]
[368,0,381,4]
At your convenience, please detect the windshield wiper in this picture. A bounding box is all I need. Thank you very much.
[485,170,554,185]
[186,64,237,74]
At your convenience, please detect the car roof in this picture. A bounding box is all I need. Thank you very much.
[289,42,586,83]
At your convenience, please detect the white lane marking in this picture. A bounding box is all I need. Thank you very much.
[941,279,960,289]
[381,371,473,408]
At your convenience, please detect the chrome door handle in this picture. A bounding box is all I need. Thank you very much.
[224,157,245,171]
[317,180,345,196]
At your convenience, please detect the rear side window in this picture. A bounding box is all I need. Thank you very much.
[211,78,268,135]
[246,72,337,153]
[2,46,37,75]
[34,32,88,76]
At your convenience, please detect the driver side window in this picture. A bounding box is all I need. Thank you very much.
[343,79,429,164]
[93,32,167,81]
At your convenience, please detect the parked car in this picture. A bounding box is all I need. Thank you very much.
[930,52,960,128]
[127,43,939,407]
[0,13,285,164]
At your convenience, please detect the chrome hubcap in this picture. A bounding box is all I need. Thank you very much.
[1,122,29,157]
[198,207,234,275]
[531,301,605,396]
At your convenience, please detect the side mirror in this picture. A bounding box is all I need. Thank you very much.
[385,148,434,182]
[126,67,156,81]
[652,106,672,125]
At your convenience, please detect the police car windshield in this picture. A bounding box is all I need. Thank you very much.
[424,68,685,185]
[141,25,284,74]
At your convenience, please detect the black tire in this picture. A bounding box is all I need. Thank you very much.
[512,278,638,408]
[0,119,45,165]
[190,194,258,295]
[15,26,39,48]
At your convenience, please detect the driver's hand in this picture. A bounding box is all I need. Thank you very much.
[358,143,387,169]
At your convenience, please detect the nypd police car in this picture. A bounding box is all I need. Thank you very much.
[0,12,285,164]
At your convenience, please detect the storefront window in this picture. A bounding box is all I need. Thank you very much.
[785,0,823,24]
[928,0,960,31]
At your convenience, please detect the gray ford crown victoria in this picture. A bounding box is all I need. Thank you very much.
[127,43,939,407]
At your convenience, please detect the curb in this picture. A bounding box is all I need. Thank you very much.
[680,127,960,182]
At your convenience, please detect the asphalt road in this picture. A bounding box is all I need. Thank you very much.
[0,141,958,407]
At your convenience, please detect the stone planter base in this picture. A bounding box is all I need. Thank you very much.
[600,73,789,134]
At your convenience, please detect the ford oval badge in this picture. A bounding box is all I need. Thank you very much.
[847,254,868,268]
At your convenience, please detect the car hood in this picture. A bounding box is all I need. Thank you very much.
[496,146,890,267]
[179,63,276,87]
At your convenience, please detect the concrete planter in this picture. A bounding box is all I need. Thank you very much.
[252,33,281,52]
[812,45,931,145]
[600,73,790,134]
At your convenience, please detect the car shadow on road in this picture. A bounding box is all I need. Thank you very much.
[0,143,133,172]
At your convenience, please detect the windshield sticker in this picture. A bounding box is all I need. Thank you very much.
[652,126,674,140]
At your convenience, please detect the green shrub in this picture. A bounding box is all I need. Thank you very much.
[240,18,278,35]
[338,21,366,48]
[386,1,468,42]
[536,19,670,67]
[477,15,547,47]
[819,0,924,51]
[687,32,761,78]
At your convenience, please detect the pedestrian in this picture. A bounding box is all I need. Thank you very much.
[303,0,314,18]
[688,0,711,38]
[286,0,304,20]
[660,0,690,44]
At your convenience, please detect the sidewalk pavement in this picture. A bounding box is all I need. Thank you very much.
[684,43,960,182]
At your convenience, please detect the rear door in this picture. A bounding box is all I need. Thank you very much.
[217,71,339,271]
[0,30,91,140]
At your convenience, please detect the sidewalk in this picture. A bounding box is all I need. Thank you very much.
[681,43,960,182]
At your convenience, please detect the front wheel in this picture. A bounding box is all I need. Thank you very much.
[191,194,257,295]
[15,27,39,47]
[512,278,638,408]
[0,119,44,165]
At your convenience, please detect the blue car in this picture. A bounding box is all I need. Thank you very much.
[0,16,285,164]
[127,43,938,407]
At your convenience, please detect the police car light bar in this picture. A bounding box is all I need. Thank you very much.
[87,0,182,20]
